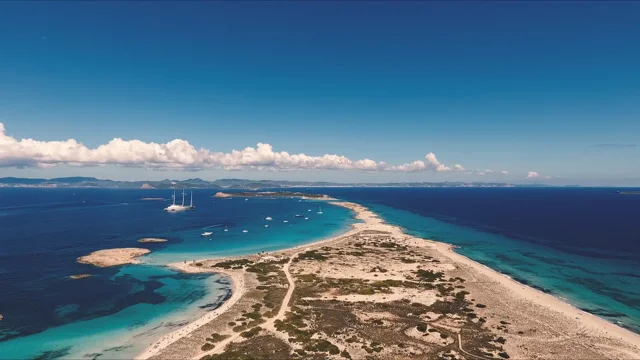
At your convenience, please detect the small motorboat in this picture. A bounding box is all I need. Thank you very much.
[264,224,269,228]
[201,231,213,237]
[265,217,273,221]
[295,214,304,218]
[304,217,309,220]
[242,229,248,233]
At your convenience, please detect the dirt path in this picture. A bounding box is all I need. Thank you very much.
[275,252,297,319]
[192,253,299,359]
[457,333,492,360]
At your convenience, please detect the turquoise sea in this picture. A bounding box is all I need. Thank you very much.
[1,187,639,359]
[321,187,640,334]
[0,189,355,359]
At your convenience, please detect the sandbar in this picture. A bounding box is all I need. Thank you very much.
[77,248,150,267]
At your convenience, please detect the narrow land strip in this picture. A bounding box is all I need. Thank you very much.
[140,201,640,360]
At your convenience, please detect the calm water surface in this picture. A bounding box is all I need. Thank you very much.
[0,188,354,359]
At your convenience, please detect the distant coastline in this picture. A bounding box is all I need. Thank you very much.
[0,176,533,189]
[213,191,334,200]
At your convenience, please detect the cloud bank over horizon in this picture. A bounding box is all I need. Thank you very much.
[0,122,470,174]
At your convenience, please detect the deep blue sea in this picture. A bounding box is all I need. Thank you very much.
[0,189,354,359]
[318,187,640,333]
[0,187,639,359]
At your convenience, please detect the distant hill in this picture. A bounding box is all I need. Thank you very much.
[0,177,48,184]
[0,176,538,189]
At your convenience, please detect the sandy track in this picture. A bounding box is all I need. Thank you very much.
[192,251,300,359]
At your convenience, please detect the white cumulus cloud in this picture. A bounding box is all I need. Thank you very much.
[0,122,469,173]
[500,170,508,175]
[527,171,540,178]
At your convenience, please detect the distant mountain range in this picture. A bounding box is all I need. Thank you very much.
[0,177,551,189]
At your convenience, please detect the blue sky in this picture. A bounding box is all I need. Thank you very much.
[0,1,639,185]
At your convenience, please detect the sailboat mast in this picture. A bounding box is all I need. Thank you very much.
[181,190,185,206]
[172,191,176,205]
[190,191,193,207]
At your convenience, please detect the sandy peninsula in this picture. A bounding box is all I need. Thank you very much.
[138,201,640,360]
[78,248,150,267]
[138,238,169,243]
[214,191,336,200]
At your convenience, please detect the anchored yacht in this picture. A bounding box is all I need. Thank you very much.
[164,190,195,212]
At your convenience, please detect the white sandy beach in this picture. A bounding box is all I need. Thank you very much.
[136,200,640,359]
[426,239,640,349]
[135,264,246,359]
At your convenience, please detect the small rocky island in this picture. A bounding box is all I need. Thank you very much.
[214,191,334,199]
[138,238,168,243]
[70,274,93,280]
[77,248,151,267]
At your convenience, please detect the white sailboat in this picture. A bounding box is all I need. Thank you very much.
[163,190,195,212]
[317,206,323,214]
[201,231,213,237]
